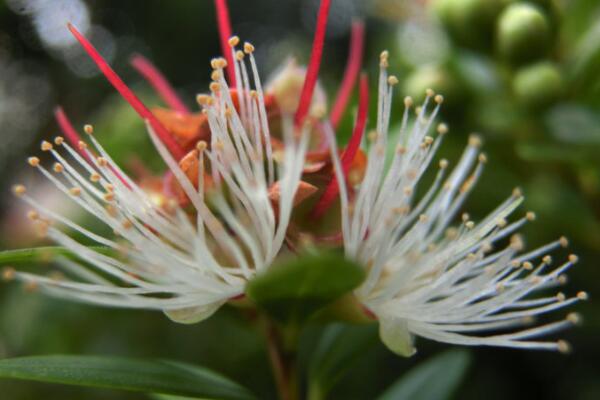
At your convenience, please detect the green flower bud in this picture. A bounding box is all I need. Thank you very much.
[497,3,551,64]
[513,61,563,108]
[403,64,462,106]
[432,0,512,49]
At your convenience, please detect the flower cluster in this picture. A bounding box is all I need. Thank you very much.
[5,0,585,355]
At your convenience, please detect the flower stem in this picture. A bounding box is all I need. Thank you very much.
[263,318,299,400]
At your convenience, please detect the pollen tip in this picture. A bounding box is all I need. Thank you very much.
[41,141,53,151]
[196,94,213,106]
[235,50,245,61]
[425,88,435,98]
[522,261,533,270]
[404,96,414,108]
[27,210,39,220]
[379,50,389,67]
[2,266,16,282]
[526,211,536,221]
[567,312,582,325]
[69,187,82,196]
[228,36,240,47]
[512,187,523,198]
[97,157,108,167]
[557,340,571,354]
[28,157,40,167]
[468,134,482,148]
[196,140,207,151]
[542,255,552,264]
[556,292,566,301]
[78,140,88,150]
[559,236,569,248]
[387,75,399,86]
[89,172,101,182]
[478,153,488,163]
[12,184,26,197]
[209,82,221,93]
[577,291,589,301]
[568,254,578,263]
[83,124,94,135]
[439,159,448,169]
[243,42,255,54]
[434,94,444,104]
[437,123,448,135]
[54,136,64,145]
[53,162,64,173]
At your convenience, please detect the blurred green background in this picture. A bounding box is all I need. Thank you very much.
[0,0,599,399]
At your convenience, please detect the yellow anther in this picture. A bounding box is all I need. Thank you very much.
[97,157,108,167]
[434,94,444,104]
[425,88,435,98]
[559,236,569,247]
[404,96,413,108]
[28,157,40,167]
[27,210,39,220]
[41,141,53,151]
[53,163,64,173]
[69,187,82,196]
[228,36,240,47]
[54,136,64,145]
[243,42,255,54]
[13,184,26,197]
[387,75,399,86]
[90,172,101,182]
[2,267,16,282]
[468,134,482,147]
[568,254,578,263]
[196,141,207,151]
[577,291,589,300]
[196,94,213,106]
[526,211,536,221]
[78,141,88,150]
[211,70,221,81]
[557,340,571,354]
[437,123,448,135]
[84,124,94,135]
[235,50,245,61]
[478,153,488,163]
[209,82,221,92]
[439,159,448,169]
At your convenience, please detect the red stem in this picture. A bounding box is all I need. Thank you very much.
[67,23,185,160]
[214,0,237,86]
[293,0,332,128]
[311,73,369,220]
[329,20,365,130]
[130,54,190,114]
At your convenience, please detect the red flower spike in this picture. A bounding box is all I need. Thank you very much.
[130,54,190,114]
[214,0,236,86]
[311,73,369,220]
[329,20,365,131]
[67,23,185,160]
[294,0,332,128]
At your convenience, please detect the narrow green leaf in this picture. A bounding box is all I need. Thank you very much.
[0,246,111,265]
[245,252,365,324]
[308,324,378,400]
[0,355,256,400]
[377,350,471,400]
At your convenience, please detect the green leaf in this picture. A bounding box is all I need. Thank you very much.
[246,252,365,324]
[0,355,256,400]
[0,246,111,265]
[377,350,471,400]
[307,324,378,400]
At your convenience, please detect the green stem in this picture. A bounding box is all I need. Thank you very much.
[263,319,299,400]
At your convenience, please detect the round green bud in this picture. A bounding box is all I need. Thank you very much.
[497,3,551,64]
[403,64,462,106]
[432,0,511,49]
[513,61,563,108]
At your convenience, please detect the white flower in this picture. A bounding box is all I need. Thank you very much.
[327,51,586,356]
[10,42,309,324]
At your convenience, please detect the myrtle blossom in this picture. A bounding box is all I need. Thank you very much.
[327,50,586,355]
[9,36,310,324]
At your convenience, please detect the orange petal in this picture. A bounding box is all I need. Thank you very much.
[269,180,318,207]
[152,108,209,150]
